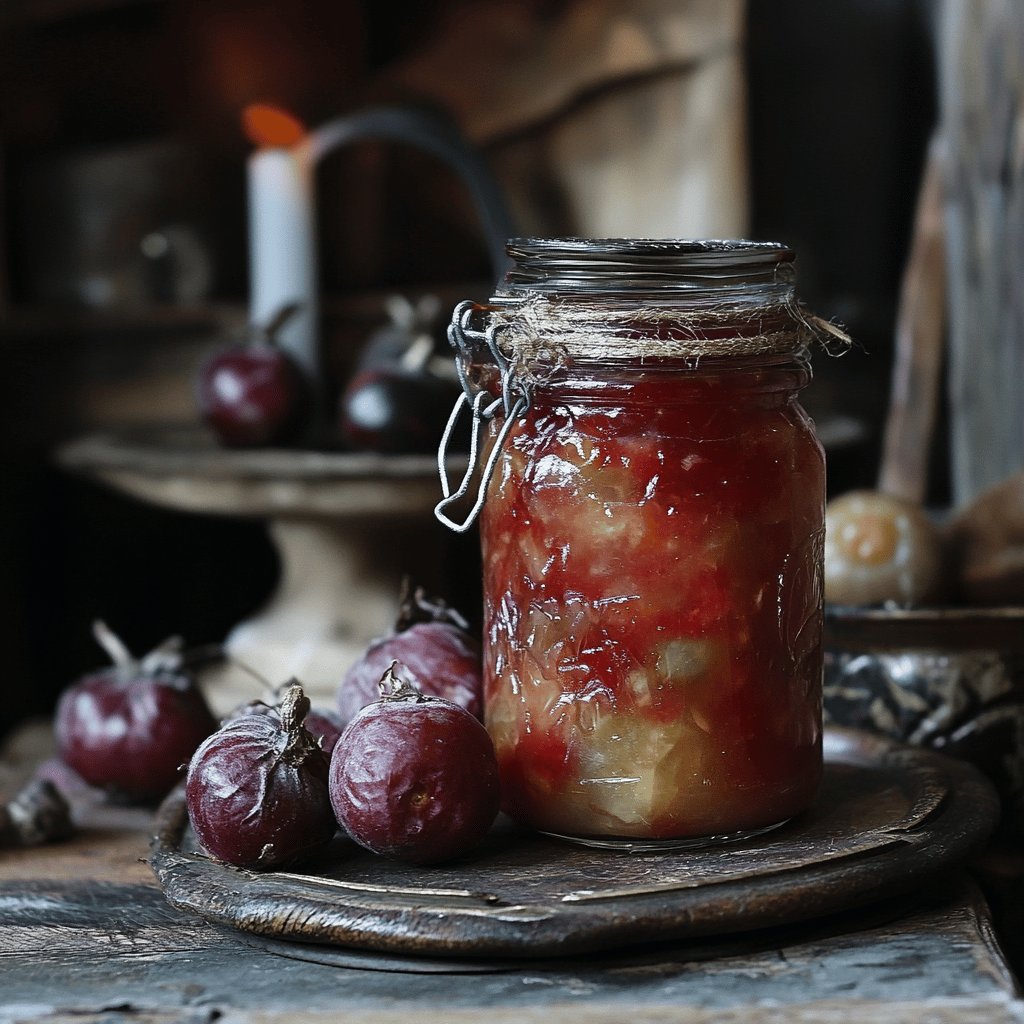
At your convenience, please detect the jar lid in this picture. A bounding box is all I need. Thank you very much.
[502,238,795,295]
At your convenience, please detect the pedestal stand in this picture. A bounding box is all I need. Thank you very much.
[59,428,452,714]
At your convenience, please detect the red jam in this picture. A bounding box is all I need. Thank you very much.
[480,357,825,842]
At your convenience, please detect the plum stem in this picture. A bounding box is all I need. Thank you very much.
[92,620,135,673]
[395,579,470,633]
[280,682,310,730]
[140,635,185,675]
[398,333,434,373]
[377,661,429,702]
[278,681,319,766]
[255,301,302,348]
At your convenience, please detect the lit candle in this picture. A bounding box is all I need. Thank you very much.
[244,104,318,388]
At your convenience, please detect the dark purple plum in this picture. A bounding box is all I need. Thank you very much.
[339,366,459,454]
[186,684,336,870]
[330,665,500,864]
[197,343,304,447]
[338,585,482,725]
[55,622,217,803]
[196,303,307,448]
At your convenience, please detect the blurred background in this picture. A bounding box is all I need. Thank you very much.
[0,0,948,737]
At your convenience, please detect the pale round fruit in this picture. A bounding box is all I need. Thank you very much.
[824,490,946,606]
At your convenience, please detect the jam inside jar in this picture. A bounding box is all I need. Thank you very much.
[444,239,828,849]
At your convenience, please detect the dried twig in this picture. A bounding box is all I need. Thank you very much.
[0,779,75,848]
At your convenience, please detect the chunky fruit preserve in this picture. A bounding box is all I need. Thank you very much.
[481,358,824,842]
[455,239,828,846]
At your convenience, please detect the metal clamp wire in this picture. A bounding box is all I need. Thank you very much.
[434,389,526,533]
[435,300,531,533]
[447,300,478,400]
[447,300,529,417]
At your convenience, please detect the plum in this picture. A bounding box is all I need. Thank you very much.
[55,622,217,802]
[186,683,336,869]
[196,302,307,448]
[338,584,482,725]
[330,665,500,864]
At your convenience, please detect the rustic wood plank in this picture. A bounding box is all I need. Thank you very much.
[0,814,155,886]
[213,998,1024,1024]
[10,1003,1024,1024]
[878,133,947,502]
[7,1014,216,1024]
[0,878,1019,1022]
[940,0,1024,504]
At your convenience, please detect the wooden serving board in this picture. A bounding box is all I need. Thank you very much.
[149,729,998,960]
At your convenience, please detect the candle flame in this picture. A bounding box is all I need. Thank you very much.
[243,104,306,149]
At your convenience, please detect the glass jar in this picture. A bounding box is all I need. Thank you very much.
[438,238,828,849]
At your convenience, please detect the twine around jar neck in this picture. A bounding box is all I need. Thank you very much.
[488,292,851,367]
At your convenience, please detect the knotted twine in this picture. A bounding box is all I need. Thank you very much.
[486,292,851,383]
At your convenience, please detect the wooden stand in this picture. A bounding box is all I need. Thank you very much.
[58,429,451,713]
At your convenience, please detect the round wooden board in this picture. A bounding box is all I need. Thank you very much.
[825,603,1024,651]
[150,729,999,961]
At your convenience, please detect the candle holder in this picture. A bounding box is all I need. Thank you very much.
[247,103,514,419]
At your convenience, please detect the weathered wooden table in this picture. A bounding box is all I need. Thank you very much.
[2,724,1023,1024]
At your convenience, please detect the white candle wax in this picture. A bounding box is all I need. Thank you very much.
[247,144,318,385]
